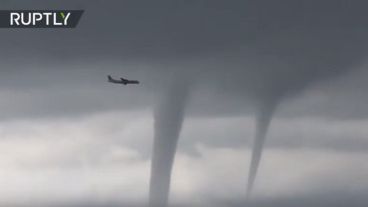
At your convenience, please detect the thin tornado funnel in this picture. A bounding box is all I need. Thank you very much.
[149,81,189,207]
[246,100,277,198]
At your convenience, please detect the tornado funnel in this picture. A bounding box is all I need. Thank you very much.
[246,101,277,198]
[149,81,189,207]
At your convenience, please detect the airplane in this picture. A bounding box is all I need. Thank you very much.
[108,75,139,85]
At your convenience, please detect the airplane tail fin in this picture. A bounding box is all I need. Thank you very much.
[108,75,113,82]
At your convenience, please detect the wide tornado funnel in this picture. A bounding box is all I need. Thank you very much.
[149,81,189,207]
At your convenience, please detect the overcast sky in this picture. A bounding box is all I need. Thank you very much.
[0,1,368,206]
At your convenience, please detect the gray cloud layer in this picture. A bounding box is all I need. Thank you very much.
[0,0,368,119]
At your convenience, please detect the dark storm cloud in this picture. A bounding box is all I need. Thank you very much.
[1,0,367,59]
[0,0,368,119]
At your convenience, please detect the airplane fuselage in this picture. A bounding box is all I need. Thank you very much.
[108,75,139,85]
